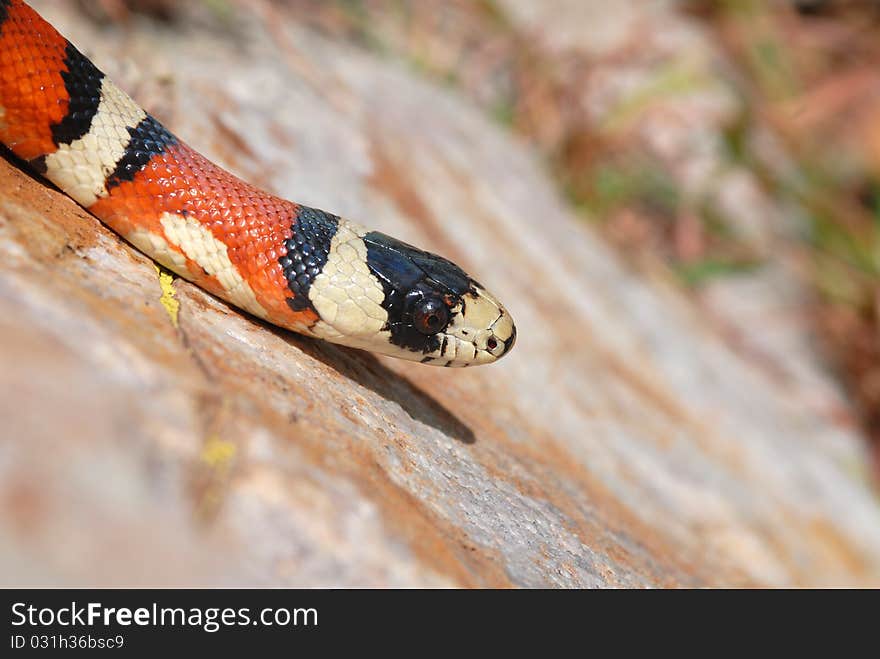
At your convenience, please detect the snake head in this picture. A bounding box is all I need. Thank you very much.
[363,231,516,367]
[302,215,515,367]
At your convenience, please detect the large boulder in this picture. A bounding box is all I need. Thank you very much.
[1,1,877,586]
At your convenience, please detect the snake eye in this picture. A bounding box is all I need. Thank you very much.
[413,297,450,335]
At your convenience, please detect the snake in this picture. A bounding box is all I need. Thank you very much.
[0,0,515,366]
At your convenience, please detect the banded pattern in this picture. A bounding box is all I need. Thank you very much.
[0,0,516,366]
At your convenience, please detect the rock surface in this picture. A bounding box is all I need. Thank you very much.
[1,0,879,586]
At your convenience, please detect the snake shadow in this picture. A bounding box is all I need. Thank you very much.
[265,322,477,445]
[1,145,475,444]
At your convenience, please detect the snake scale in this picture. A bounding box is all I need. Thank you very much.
[0,0,516,366]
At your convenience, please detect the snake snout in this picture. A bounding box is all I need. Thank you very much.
[440,286,515,366]
[491,308,516,358]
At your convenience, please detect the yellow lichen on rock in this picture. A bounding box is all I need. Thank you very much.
[154,264,180,328]
[201,436,236,471]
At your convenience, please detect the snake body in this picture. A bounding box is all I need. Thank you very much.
[0,0,515,366]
